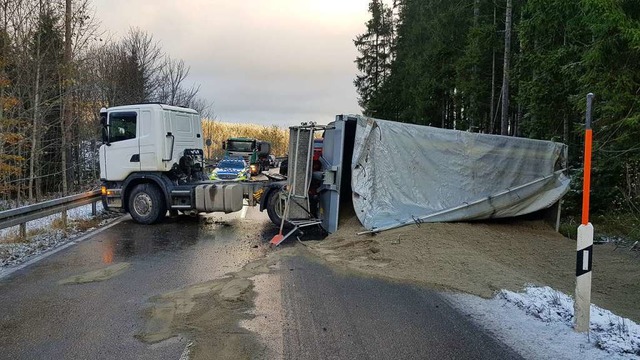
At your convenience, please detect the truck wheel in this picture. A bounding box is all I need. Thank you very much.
[266,189,291,228]
[128,184,166,224]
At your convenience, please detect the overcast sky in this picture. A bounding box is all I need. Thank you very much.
[93,0,372,127]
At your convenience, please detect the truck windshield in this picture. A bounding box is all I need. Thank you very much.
[227,141,254,152]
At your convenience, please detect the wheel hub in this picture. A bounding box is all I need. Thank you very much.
[133,193,153,216]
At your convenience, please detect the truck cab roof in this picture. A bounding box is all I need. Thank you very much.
[102,103,199,114]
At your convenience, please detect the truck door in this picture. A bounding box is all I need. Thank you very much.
[105,111,141,181]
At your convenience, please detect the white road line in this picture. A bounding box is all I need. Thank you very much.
[0,215,127,280]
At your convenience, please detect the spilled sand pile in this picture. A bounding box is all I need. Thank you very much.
[305,208,640,323]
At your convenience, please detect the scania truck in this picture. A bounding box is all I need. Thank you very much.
[98,104,286,225]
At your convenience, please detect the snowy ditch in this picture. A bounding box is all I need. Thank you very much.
[447,286,640,360]
[0,202,119,268]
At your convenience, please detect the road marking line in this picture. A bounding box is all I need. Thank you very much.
[0,215,127,280]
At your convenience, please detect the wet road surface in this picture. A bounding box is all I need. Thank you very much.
[0,208,273,360]
[0,207,521,359]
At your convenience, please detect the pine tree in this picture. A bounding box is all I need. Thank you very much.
[354,0,394,115]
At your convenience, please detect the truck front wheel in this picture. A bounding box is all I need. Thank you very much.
[128,184,166,224]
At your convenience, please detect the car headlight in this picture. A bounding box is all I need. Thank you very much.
[250,164,258,172]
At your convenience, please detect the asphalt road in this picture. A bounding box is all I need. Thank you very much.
[0,208,272,360]
[0,207,522,360]
[280,256,521,360]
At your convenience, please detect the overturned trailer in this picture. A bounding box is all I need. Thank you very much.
[278,115,569,240]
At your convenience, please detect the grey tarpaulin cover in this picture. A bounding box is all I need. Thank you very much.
[350,116,570,232]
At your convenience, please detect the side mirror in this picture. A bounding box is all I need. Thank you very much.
[101,126,110,145]
[99,111,109,145]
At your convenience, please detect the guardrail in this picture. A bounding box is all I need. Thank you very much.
[0,190,102,238]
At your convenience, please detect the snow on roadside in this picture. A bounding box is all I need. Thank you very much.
[0,202,119,268]
[446,286,640,360]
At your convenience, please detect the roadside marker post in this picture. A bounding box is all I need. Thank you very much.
[574,93,594,333]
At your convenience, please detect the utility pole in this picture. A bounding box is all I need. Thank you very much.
[501,0,512,135]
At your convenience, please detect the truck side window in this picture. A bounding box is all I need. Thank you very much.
[109,112,137,143]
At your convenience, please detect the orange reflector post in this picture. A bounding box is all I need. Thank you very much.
[581,129,592,225]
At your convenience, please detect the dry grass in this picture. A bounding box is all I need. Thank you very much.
[0,227,49,244]
[0,215,102,245]
[73,218,102,232]
[201,120,290,159]
[51,217,67,230]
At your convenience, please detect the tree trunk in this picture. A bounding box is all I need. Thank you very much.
[489,6,497,134]
[501,0,512,136]
[61,0,72,195]
[563,113,569,144]
[470,0,479,130]
[29,3,43,202]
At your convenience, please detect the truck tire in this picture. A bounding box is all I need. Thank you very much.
[128,184,166,224]
[266,189,291,229]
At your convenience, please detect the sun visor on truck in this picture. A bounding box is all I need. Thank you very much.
[349,116,570,233]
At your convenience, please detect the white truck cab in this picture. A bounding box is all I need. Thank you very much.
[99,104,249,224]
[99,104,203,181]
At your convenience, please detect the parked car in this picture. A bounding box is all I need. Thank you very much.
[209,158,251,181]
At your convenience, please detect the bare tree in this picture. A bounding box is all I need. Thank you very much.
[156,56,200,106]
[60,0,71,195]
[123,28,163,101]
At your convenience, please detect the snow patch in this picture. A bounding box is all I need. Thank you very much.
[498,286,640,357]
[0,202,118,268]
[447,286,640,360]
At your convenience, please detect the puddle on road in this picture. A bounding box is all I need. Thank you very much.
[136,247,297,360]
[58,262,130,285]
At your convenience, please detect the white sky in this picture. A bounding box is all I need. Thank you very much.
[93,0,372,126]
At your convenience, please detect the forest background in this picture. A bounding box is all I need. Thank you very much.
[0,0,289,208]
[354,0,640,237]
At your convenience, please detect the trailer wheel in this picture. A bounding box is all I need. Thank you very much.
[128,184,166,224]
[266,189,291,228]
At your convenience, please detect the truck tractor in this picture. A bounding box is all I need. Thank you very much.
[98,104,286,224]
[222,137,271,175]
